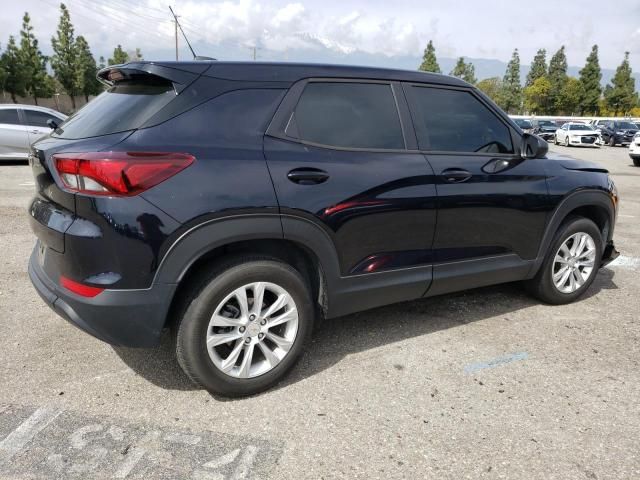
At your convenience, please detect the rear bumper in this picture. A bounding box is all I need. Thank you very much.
[29,246,176,347]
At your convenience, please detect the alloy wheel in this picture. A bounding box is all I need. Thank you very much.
[206,282,299,379]
[552,232,596,294]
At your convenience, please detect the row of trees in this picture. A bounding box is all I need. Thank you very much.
[0,4,142,110]
[419,41,639,116]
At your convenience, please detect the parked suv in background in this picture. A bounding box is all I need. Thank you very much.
[629,132,640,166]
[0,104,66,161]
[28,61,619,396]
[593,119,639,146]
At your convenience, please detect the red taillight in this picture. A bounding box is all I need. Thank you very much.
[60,276,105,298]
[53,151,195,196]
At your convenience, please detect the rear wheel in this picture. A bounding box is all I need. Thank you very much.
[525,217,602,305]
[175,257,314,397]
[632,157,640,167]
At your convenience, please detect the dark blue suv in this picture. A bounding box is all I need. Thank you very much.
[28,61,619,396]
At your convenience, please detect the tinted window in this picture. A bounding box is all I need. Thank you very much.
[409,87,513,153]
[24,110,61,128]
[0,109,21,126]
[287,82,404,149]
[569,124,591,130]
[55,81,175,139]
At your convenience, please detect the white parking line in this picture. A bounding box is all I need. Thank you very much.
[0,406,61,461]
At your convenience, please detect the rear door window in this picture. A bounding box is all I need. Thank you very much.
[286,82,405,150]
[54,81,176,139]
[407,86,513,154]
[0,109,21,126]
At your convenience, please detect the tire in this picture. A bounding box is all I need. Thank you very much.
[564,136,570,147]
[609,136,615,147]
[554,135,559,145]
[632,157,640,167]
[175,256,314,397]
[525,217,602,305]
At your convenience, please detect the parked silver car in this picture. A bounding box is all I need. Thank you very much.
[0,104,67,161]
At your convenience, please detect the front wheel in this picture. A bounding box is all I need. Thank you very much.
[609,136,616,147]
[564,136,570,147]
[554,135,559,145]
[525,217,602,305]
[175,257,314,397]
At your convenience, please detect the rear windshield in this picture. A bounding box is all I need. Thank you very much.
[53,82,176,139]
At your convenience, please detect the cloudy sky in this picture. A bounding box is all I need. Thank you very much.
[1,0,639,73]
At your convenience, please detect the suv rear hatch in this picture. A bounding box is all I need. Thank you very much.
[29,63,206,287]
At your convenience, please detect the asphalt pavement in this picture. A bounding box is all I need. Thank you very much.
[0,144,638,479]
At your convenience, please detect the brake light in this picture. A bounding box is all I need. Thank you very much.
[53,152,195,196]
[60,276,104,298]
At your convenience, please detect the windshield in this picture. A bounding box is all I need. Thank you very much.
[614,121,637,130]
[54,81,176,139]
[515,119,532,128]
[538,121,555,127]
[569,124,592,131]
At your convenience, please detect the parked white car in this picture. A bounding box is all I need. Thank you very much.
[629,132,640,166]
[0,104,67,161]
[554,122,602,148]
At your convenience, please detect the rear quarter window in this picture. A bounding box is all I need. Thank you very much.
[54,82,176,139]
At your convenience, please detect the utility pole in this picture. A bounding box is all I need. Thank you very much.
[174,17,179,60]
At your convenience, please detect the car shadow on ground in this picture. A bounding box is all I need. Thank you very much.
[111,268,618,396]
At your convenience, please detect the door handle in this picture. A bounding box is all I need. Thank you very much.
[287,168,329,185]
[441,168,472,183]
[30,130,40,134]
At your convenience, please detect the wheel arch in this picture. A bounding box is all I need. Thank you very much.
[530,189,616,276]
[155,214,341,328]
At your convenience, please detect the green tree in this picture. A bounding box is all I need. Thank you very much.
[19,12,53,104]
[501,49,522,113]
[548,46,568,114]
[418,40,441,74]
[450,57,476,84]
[525,48,547,87]
[578,45,602,115]
[51,3,78,109]
[0,44,6,93]
[0,36,26,103]
[98,56,106,69]
[108,45,129,65]
[523,76,551,114]
[556,77,584,115]
[477,77,503,104]
[604,52,638,115]
[74,35,101,102]
[131,48,143,61]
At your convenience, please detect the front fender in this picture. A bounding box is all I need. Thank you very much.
[529,188,616,276]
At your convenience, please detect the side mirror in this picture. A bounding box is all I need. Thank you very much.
[46,118,59,130]
[521,133,548,159]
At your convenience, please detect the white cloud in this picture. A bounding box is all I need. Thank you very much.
[0,0,638,71]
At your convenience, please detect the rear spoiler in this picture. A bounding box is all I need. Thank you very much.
[97,62,209,93]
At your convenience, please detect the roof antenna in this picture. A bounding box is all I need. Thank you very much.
[168,6,216,61]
